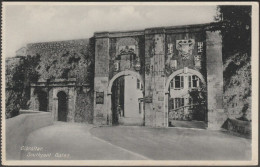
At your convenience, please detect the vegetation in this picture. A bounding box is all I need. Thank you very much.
[215,5,251,121]
[189,85,207,121]
[5,40,94,119]
[5,55,40,118]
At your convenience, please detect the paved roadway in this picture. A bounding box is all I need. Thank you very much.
[21,122,251,160]
[90,126,251,160]
[21,122,148,160]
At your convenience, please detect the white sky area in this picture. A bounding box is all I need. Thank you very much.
[4,4,217,57]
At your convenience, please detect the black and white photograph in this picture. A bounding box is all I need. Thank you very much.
[1,2,259,166]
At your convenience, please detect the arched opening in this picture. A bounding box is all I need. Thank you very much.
[108,70,144,126]
[57,91,68,122]
[36,90,48,112]
[166,68,207,129]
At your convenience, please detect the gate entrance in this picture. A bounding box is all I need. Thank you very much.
[94,26,225,129]
[57,91,68,122]
[37,91,48,112]
[109,71,144,126]
[166,69,207,129]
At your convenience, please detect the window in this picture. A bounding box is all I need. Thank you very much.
[174,76,184,89]
[175,98,184,108]
[171,98,185,109]
[189,75,200,88]
[192,75,198,88]
[188,76,192,88]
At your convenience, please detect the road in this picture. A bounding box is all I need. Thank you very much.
[90,126,251,160]
[21,122,251,160]
[21,122,148,160]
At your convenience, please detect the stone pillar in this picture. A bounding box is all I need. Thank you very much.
[53,98,58,121]
[144,28,166,127]
[48,88,53,113]
[206,30,227,130]
[67,88,75,122]
[93,32,110,125]
[29,87,36,110]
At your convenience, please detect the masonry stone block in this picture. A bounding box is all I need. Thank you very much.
[206,30,226,130]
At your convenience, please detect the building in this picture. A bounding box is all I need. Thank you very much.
[26,23,226,130]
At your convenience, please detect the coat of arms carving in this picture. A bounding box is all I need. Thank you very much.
[176,39,195,59]
[118,45,135,55]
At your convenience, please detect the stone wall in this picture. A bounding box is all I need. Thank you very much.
[144,29,166,127]
[5,111,53,160]
[165,30,206,78]
[75,90,94,123]
[93,34,110,125]
[6,38,94,123]
[6,23,239,130]
[206,31,226,130]
[93,24,228,129]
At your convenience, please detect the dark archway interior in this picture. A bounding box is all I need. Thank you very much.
[37,91,48,112]
[111,76,125,125]
[57,91,68,122]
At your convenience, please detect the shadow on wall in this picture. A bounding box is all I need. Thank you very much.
[5,111,53,160]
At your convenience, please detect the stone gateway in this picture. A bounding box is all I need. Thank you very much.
[26,23,225,130]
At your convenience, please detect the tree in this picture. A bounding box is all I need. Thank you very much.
[215,6,252,121]
[5,55,40,118]
[215,5,251,61]
[189,86,207,121]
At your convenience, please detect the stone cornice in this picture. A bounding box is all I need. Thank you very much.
[93,22,222,38]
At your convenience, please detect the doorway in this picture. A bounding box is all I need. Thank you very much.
[57,91,68,122]
[37,91,48,112]
[167,69,207,129]
[111,74,144,126]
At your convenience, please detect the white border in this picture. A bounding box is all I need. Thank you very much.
[1,1,259,166]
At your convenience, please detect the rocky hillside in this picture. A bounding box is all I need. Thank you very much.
[223,52,251,121]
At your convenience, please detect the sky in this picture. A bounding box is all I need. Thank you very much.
[3,3,217,57]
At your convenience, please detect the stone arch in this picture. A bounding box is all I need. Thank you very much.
[37,90,48,112]
[57,91,68,122]
[165,68,206,93]
[33,88,48,112]
[106,70,144,125]
[164,68,206,127]
[107,70,144,94]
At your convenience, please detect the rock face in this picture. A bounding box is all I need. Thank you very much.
[223,53,251,121]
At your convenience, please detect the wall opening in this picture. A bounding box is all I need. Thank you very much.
[37,91,48,112]
[111,76,124,125]
[109,72,144,126]
[57,91,68,122]
[166,69,207,129]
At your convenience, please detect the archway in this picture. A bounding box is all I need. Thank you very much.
[37,91,48,112]
[107,70,144,126]
[57,91,68,122]
[34,89,48,112]
[165,68,207,128]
